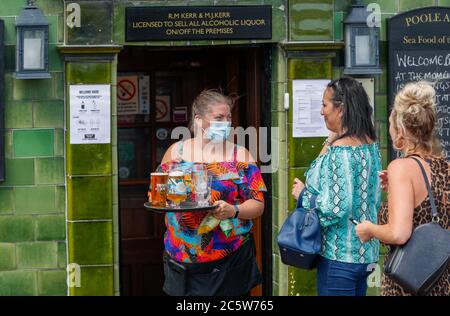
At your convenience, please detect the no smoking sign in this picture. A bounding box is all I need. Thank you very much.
[117,75,139,114]
[118,79,136,101]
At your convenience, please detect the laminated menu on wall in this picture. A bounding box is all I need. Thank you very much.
[69,84,111,144]
[292,79,329,138]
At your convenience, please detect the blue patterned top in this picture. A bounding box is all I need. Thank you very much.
[301,143,382,264]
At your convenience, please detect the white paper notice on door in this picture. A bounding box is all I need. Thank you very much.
[292,79,329,138]
[70,84,111,144]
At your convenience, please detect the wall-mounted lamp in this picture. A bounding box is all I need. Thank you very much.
[343,0,382,75]
[14,0,50,79]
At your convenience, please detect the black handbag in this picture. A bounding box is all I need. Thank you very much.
[383,157,450,296]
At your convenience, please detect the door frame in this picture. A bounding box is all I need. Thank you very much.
[117,44,273,296]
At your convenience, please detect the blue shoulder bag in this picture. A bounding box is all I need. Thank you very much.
[277,189,321,269]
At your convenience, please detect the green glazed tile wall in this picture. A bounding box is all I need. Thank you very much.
[69,266,114,296]
[0,0,67,295]
[0,0,67,296]
[68,221,113,265]
[65,0,113,46]
[65,57,115,296]
[67,176,113,220]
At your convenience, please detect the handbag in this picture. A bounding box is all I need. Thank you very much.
[277,188,321,269]
[383,156,450,296]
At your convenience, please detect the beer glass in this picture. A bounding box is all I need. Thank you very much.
[167,168,187,209]
[150,172,168,207]
[191,164,212,207]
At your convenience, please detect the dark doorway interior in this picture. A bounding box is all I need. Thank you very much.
[117,45,272,296]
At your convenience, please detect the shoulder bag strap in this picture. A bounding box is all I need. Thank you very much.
[409,156,439,222]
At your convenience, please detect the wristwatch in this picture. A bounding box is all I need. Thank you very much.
[233,205,240,219]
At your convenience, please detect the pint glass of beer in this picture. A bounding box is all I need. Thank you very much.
[167,170,187,208]
[150,172,168,207]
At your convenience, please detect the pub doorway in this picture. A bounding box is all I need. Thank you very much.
[117,45,272,296]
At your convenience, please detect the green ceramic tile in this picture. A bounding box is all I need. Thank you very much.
[54,129,65,157]
[66,62,111,84]
[272,282,279,296]
[12,77,56,101]
[335,0,352,12]
[39,0,64,15]
[272,253,280,283]
[288,168,309,211]
[1,159,35,186]
[4,130,12,159]
[362,0,398,13]
[289,0,333,41]
[66,144,112,175]
[3,73,13,101]
[53,72,65,100]
[36,215,66,241]
[289,136,324,168]
[0,188,14,214]
[0,0,24,16]
[57,13,64,44]
[375,94,388,121]
[67,176,112,220]
[42,15,58,45]
[34,100,64,128]
[56,186,66,212]
[377,121,388,147]
[38,270,67,296]
[0,271,37,296]
[367,283,379,296]
[65,1,113,46]
[69,266,114,296]
[13,129,54,158]
[15,187,56,214]
[288,266,317,296]
[35,157,65,185]
[0,243,16,269]
[334,12,344,41]
[16,242,58,269]
[380,13,395,41]
[380,148,389,169]
[68,221,113,265]
[288,58,332,80]
[5,102,33,129]
[58,242,67,269]
[399,0,436,12]
[112,3,125,44]
[4,45,15,72]
[2,17,16,46]
[271,82,287,111]
[272,46,287,83]
[272,4,288,42]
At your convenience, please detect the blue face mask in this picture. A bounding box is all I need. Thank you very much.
[204,121,232,143]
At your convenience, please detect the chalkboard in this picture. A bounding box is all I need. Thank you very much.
[388,7,450,160]
[0,19,4,181]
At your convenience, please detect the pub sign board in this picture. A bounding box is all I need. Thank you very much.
[388,7,450,160]
[125,6,272,41]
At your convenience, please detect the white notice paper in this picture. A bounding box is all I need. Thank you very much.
[70,85,111,144]
[292,80,329,138]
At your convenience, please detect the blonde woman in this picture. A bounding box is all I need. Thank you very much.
[356,81,450,296]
